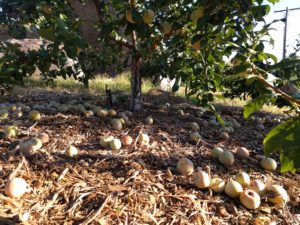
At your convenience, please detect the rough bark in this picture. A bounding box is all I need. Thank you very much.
[130,54,142,111]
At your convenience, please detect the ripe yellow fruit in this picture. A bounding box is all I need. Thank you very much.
[4,125,20,138]
[100,136,114,148]
[266,185,289,204]
[218,151,234,166]
[0,110,9,119]
[5,178,27,198]
[249,180,265,195]
[235,172,250,188]
[239,190,261,209]
[126,10,135,23]
[236,147,250,159]
[190,7,204,24]
[29,110,41,121]
[143,9,155,24]
[12,109,23,118]
[194,171,210,189]
[189,122,200,131]
[65,145,78,157]
[110,138,122,150]
[225,180,243,198]
[111,119,123,131]
[192,40,201,51]
[260,157,277,171]
[28,137,43,151]
[108,109,117,117]
[96,109,108,118]
[210,177,225,193]
[211,147,224,158]
[121,135,133,146]
[161,22,172,34]
[190,132,201,143]
[138,133,150,146]
[145,116,154,125]
[37,133,49,143]
[177,158,194,176]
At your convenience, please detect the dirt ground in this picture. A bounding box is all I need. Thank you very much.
[0,89,299,225]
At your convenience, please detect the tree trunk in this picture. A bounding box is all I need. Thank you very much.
[130,54,142,111]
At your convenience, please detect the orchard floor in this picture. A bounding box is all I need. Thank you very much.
[0,89,299,225]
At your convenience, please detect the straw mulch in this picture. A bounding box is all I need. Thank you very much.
[0,91,299,225]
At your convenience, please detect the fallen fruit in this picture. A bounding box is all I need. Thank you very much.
[219,132,229,141]
[177,109,184,116]
[225,180,243,198]
[239,190,261,209]
[211,147,224,158]
[100,136,114,148]
[260,157,277,171]
[84,110,94,117]
[108,109,117,117]
[65,145,78,157]
[194,171,210,189]
[124,110,133,117]
[177,158,194,176]
[96,109,108,118]
[37,133,49,143]
[145,116,154,125]
[266,184,289,204]
[111,119,123,131]
[220,127,231,134]
[210,177,225,193]
[29,110,41,121]
[190,122,200,131]
[4,125,20,138]
[236,147,250,159]
[121,135,133,146]
[5,177,27,198]
[19,143,36,157]
[249,180,265,195]
[235,172,250,188]
[143,9,155,24]
[190,132,201,143]
[138,133,150,146]
[218,151,234,166]
[28,137,43,151]
[110,138,122,150]
[0,110,9,119]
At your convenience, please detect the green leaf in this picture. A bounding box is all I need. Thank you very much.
[263,117,300,172]
[243,93,275,119]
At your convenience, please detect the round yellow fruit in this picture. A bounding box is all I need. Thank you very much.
[121,135,133,146]
[96,109,108,118]
[249,180,265,195]
[210,177,225,193]
[190,122,200,131]
[235,172,250,188]
[28,137,43,151]
[126,10,135,23]
[225,180,243,198]
[266,185,289,204]
[138,133,150,146]
[176,158,194,176]
[37,133,49,143]
[111,119,123,131]
[218,151,234,166]
[4,125,20,138]
[5,178,27,198]
[145,116,154,125]
[108,109,117,117]
[211,147,224,158]
[65,145,78,157]
[219,131,229,141]
[143,9,155,24]
[190,132,201,143]
[110,138,122,150]
[29,110,41,121]
[161,22,172,34]
[194,171,210,189]
[239,190,261,209]
[192,40,201,51]
[260,157,277,171]
[100,136,114,148]
[0,110,9,119]
[190,7,204,24]
[236,147,250,159]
